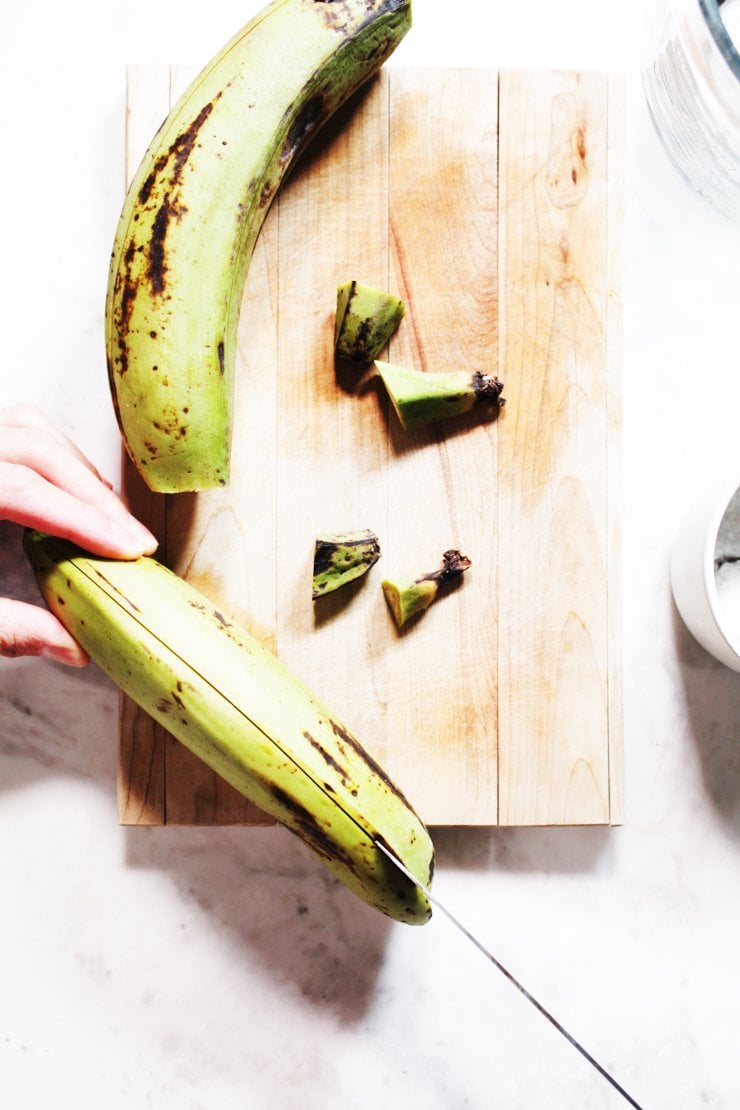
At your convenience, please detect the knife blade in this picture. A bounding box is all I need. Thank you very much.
[376,839,644,1110]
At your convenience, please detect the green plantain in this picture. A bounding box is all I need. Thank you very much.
[106,0,412,492]
[24,530,433,924]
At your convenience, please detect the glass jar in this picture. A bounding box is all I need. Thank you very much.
[643,0,740,221]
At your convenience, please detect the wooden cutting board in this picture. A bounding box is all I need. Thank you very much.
[117,65,624,828]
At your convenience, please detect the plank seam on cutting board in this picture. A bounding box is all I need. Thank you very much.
[604,73,613,825]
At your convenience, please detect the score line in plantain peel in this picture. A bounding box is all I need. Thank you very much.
[105,0,412,493]
[382,549,472,628]
[376,360,505,432]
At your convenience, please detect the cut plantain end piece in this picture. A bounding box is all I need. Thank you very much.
[382,549,471,628]
[312,529,381,599]
[23,529,433,925]
[335,281,406,363]
[375,360,505,433]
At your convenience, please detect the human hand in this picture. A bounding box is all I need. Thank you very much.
[0,404,158,666]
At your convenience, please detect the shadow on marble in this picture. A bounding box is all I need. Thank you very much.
[1,521,122,798]
[0,520,43,606]
[671,599,740,838]
[0,655,119,802]
[0,656,394,1023]
[432,823,613,876]
[123,822,393,1023]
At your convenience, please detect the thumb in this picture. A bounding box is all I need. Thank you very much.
[0,598,89,667]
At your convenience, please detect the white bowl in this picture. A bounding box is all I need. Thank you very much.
[670,469,740,672]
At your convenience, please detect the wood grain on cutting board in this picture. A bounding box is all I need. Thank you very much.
[117,66,623,828]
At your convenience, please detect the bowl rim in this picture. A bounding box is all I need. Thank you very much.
[702,471,740,660]
[700,0,740,81]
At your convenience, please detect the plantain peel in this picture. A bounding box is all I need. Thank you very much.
[106,0,413,492]
[23,530,433,924]
[335,281,405,362]
[312,529,381,598]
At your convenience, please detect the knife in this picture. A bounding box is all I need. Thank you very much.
[375,839,644,1110]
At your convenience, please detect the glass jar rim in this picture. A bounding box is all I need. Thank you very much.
[701,0,740,80]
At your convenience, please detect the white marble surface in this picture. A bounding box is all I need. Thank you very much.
[2,1,740,1107]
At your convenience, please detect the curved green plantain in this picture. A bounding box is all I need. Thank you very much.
[105,0,412,492]
[23,530,433,924]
